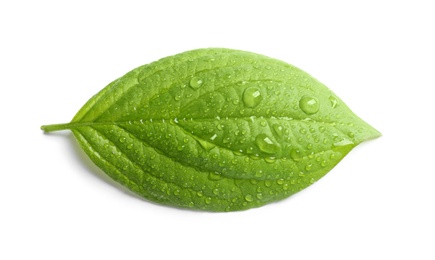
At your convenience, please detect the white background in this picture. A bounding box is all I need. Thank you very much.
[1,1,434,259]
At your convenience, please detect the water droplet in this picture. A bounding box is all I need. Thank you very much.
[299,96,319,114]
[319,126,326,133]
[197,138,216,151]
[205,197,212,204]
[119,137,126,143]
[264,181,272,187]
[208,171,223,181]
[197,191,203,197]
[174,95,181,101]
[243,87,263,108]
[126,143,134,150]
[264,157,276,163]
[329,96,338,108]
[245,195,253,202]
[173,189,180,196]
[348,132,355,138]
[256,193,263,199]
[333,138,354,147]
[213,188,219,195]
[255,171,263,177]
[260,120,267,127]
[277,179,284,185]
[189,77,203,89]
[305,164,312,171]
[290,149,303,161]
[321,160,327,167]
[255,134,280,154]
[249,154,261,160]
[273,124,284,137]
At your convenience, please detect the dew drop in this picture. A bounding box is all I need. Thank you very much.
[299,96,320,114]
[245,195,253,202]
[319,126,326,133]
[321,160,327,167]
[255,134,280,154]
[333,138,354,147]
[290,149,303,161]
[189,77,203,89]
[329,96,338,108]
[272,124,284,137]
[197,138,216,151]
[249,154,261,160]
[126,143,134,150]
[208,172,222,181]
[255,170,263,177]
[264,157,276,163]
[119,137,126,143]
[243,87,263,108]
[205,197,212,204]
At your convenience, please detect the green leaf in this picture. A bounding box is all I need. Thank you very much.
[41,48,380,212]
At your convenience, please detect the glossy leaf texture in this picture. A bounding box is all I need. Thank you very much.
[41,48,380,212]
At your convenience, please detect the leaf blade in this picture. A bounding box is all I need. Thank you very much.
[42,48,380,211]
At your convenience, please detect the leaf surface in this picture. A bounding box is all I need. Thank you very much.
[42,48,380,211]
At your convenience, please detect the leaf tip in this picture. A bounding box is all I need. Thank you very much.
[365,125,382,141]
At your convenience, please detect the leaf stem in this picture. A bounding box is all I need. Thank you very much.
[41,122,100,132]
[41,123,75,132]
